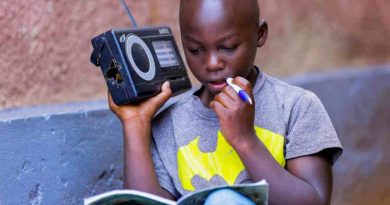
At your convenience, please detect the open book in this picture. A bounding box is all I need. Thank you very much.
[84,180,268,205]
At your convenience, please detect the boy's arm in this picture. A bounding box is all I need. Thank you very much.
[235,138,332,205]
[210,77,333,205]
[108,82,175,200]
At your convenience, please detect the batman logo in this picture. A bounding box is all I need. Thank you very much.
[177,126,285,191]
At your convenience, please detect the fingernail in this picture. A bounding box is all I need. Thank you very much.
[165,81,170,89]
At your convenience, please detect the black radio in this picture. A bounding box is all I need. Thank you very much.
[90,1,191,105]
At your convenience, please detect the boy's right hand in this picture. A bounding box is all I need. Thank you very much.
[108,81,172,124]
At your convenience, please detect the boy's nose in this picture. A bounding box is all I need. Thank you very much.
[205,52,224,71]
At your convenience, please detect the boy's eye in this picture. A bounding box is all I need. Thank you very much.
[219,44,238,52]
[188,47,204,54]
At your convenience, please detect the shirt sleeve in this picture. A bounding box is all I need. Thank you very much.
[150,139,180,198]
[285,90,343,164]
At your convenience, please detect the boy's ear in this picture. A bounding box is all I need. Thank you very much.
[257,20,268,48]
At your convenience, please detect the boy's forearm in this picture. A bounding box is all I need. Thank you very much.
[234,137,331,205]
[122,120,174,200]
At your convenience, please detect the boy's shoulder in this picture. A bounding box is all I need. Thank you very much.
[258,72,320,107]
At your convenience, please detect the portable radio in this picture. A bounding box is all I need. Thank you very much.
[90,0,191,105]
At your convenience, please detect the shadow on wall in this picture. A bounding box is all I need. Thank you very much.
[0,67,389,205]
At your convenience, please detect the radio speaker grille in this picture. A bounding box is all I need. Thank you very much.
[131,43,150,72]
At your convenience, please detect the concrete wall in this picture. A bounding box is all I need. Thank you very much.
[0,67,389,205]
[287,66,390,205]
[0,101,124,204]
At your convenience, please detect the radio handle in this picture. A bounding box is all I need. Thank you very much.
[90,37,106,66]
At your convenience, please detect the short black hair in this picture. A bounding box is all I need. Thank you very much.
[179,0,260,29]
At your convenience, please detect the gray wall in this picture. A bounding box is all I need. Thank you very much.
[0,102,124,205]
[1,66,389,205]
[288,66,390,205]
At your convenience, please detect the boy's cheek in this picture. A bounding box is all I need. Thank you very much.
[186,55,203,66]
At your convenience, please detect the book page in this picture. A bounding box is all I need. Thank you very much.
[84,190,176,205]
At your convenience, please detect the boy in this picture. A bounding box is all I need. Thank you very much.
[108,0,343,204]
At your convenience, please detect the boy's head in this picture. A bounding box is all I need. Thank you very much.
[179,0,267,100]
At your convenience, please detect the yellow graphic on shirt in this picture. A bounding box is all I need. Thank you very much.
[177,126,285,191]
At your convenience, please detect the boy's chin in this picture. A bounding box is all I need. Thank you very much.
[206,88,225,100]
[200,86,221,99]
[206,89,224,99]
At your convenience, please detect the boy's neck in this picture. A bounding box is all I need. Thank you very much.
[247,65,259,86]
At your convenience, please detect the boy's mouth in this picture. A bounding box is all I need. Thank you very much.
[207,79,227,91]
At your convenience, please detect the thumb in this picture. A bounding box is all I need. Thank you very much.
[151,81,172,108]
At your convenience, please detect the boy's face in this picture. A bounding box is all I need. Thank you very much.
[180,0,264,99]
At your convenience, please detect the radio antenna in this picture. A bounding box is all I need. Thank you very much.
[119,0,138,28]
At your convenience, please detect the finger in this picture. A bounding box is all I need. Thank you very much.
[233,77,255,105]
[214,91,234,108]
[209,100,226,116]
[107,91,118,110]
[233,76,253,94]
[223,85,240,102]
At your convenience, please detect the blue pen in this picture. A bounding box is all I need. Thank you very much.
[226,78,253,105]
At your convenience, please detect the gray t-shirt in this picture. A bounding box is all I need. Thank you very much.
[151,71,342,198]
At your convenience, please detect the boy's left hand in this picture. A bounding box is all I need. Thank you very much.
[209,76,257,148]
